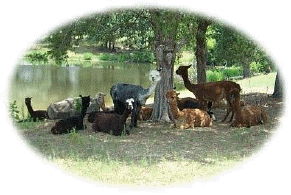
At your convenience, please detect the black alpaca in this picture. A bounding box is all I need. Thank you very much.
[92,98,134,136]
[25,97,48,121]
[51,95,90,135]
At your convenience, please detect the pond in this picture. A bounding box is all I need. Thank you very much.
[9,62,155,118]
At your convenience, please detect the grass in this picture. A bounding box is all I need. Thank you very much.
[12,72,281,187]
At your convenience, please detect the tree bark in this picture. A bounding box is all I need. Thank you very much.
[272,72,283,98]
[195,18,211,83]
[151,44,175,122]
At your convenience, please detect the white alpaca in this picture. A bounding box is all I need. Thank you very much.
[47,92,106,120]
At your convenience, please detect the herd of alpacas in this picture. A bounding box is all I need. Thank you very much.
[23,66,268,136]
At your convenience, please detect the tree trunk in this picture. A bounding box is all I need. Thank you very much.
[195,18,211,83]
[272,72,283,98]
[243,58,251,78]
[151,44,175,122]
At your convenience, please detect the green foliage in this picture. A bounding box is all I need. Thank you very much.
[250,61,271,73]
[99,51,154,63]
[83,52,94,61]
[25,51,48,64]
[9,101,20,121]
[74,97,82,113]
[207,70,224,82]
[206,66,243,82]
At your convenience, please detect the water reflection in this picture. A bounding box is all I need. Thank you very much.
[9,62,153,117]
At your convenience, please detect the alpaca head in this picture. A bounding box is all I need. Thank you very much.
[125,98,134,110]
[95,93,106,104]
[166,91,178,105]
[80,95,91,110]
[149,69,161,82]
[176,65,192,76]
[25,97,32,105]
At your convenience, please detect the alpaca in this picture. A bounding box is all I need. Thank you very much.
[176,65,241,122]
[166,91,213,128]
[86,93,107,113]
[229,89,268,127]
[47,93,106,119]
[139,106,153,121]
[51,95,90,134]
[176,92,216,120]
[110,69,161,128]
[175,93,202,111]
[92,98,134,136]
[24,97,48,121]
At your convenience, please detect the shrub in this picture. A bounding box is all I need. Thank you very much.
[207,70,224,82]
[83,53,94,61]
[223,66,243,79]
[9,101,20,121]
[25,51,48,65]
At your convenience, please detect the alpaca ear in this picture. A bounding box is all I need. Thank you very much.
[157,67,162,71]
[79,95,82,98]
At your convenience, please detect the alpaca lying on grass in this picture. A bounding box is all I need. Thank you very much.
[229,89,268,127]
[47,93,106,119]
[139,106,153,121]
[25,97,48,121]
[51,95,90,135]
[166,91,213,129]
[110,69,161,128]
[92,98,134,136]
[176,95,202,111]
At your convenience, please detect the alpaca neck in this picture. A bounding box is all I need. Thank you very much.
[121,108,131,123]
[25,103,34,116]
[180,70,195,91]
[80,106,88,118]
[168,101,182,120]
[138,81,159,104]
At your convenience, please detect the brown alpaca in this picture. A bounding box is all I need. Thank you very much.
[139,106,153,121]
[25,97,48,121]
[166,91,213,129]
[229,89,268,127]
[176,65,241,122]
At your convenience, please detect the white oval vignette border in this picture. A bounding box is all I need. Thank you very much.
[1,0,290,194]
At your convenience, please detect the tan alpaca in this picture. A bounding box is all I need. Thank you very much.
[166,91,213,129]
[230,89,268,127]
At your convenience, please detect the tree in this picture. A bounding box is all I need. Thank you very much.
[272,72,283,98]
[213,24,258,78]
[195,17,212,83]
[46,24,75,65]
[137,9,185,122]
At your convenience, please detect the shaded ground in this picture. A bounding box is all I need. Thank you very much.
[18,93,283,166]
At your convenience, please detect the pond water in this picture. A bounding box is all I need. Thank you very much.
[9,62,154,118]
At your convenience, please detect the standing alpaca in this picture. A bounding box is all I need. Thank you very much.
[176,65,241,122]
[51,95,90,135]
[25,97,48,121]
[229,89,268,127]
[110,69,161,128]
[92,98,134,136]
[47,93,106,119]
[166,91,213,128]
